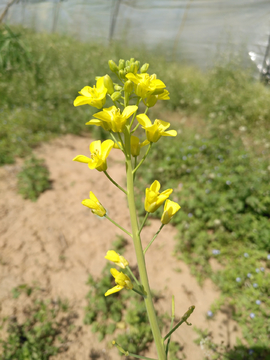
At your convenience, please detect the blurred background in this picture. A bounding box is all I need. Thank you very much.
[0,1,270,360]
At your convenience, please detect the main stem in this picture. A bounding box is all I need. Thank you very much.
[124,129,166,360]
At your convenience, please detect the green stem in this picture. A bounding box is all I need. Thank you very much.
[138,212,149,235]
[165,295,175,357]
[131,122,140,133]
[130,97,141,128]
[144,224,164,254]
[117,132,127,156]
[163,305,195,342]
[105,214,132,238]
[109,131,123,152]
[132,143,152,175]
[132,288,146,297]
[104,171,127,195]
[126,265,141,287]
[124,128,166,360]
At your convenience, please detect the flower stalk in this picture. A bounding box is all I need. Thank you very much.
[124,128,166,360]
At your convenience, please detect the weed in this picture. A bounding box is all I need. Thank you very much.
[17,156,51,201]
[0,287,75,360]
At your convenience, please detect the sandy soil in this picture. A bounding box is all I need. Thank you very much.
[0,134,242,360]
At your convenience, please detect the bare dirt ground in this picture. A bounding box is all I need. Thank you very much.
[0,134,242,360]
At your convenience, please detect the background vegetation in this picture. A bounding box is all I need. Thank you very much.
[0,25,269,359]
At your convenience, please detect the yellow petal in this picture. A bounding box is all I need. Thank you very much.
[73,155,91,163]
[150,180,161,192]
[74,96,90,107]
[101,139,114,160]
[82,199,98,209]
[122,105,138,119]
[136,114,152,128]
[89,191,99,203]
[90,140,101,154]
[110,268,120,279]
[155,119,171,131]
[105,285,123,296]
[105,250,119,262]
[162,130,177,137]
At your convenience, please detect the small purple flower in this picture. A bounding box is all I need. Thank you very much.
[226,180,231,185]
[247,273,252,278]
[256,268,260,273]
[255,300,261,305]
[182,156,187,161]
[244,253,249,258]
[236,277,241,282]
[188,213,193,217]
[250,313,255,319]
[212,249,220,255]
[260,267,265,272]
[207,310,213,317]
[205,189,210,194]
[267,254,270,260]
[253,283,258,288]
[249,349,254,355]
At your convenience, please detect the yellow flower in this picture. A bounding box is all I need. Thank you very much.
[86,105,138,133]
[105,268,133,296]
[161,199,181,224]
[145,89,170,108]
[126,72,166,98]
[105,250,129,269]
[74,77,107,109]
[145,180,173,213]
[82,191,106,217]
[73,139,114,172]
[130,135,149,157]
[136,114,177,143]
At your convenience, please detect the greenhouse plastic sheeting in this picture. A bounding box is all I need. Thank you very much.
[1,0,270,69]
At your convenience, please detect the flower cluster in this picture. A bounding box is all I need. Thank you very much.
[73,57,181,299]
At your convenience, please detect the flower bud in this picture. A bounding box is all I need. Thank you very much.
[130,58,135,64]
[119,69,125,79]
[140,63,149,73]
[111,91,122,101]
[124,80,133,94]
[119,59,125,70]
[114,84,122,91]
[135,60,140,69]
[108,60,118,72]
[125,60,130,67]
[145,94,158,108]
[129,63,135,73]
[152,88,165,95]
[103,74,114,95]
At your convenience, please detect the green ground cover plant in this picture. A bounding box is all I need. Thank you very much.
[136,122,270,358]
[0,285,74,360]
[17,156,51,201]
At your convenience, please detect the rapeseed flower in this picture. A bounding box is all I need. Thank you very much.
[161,199,181,224]
[73,139,114,172]
[136,114,177,143]
[126,72,166,99]
[74,77,107,109]
[105,268,133,296]
[105,250,129,268]
[86,105,138,133]
[82,191,106,217]
[145,180,173,213]
[130,135,149,157]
